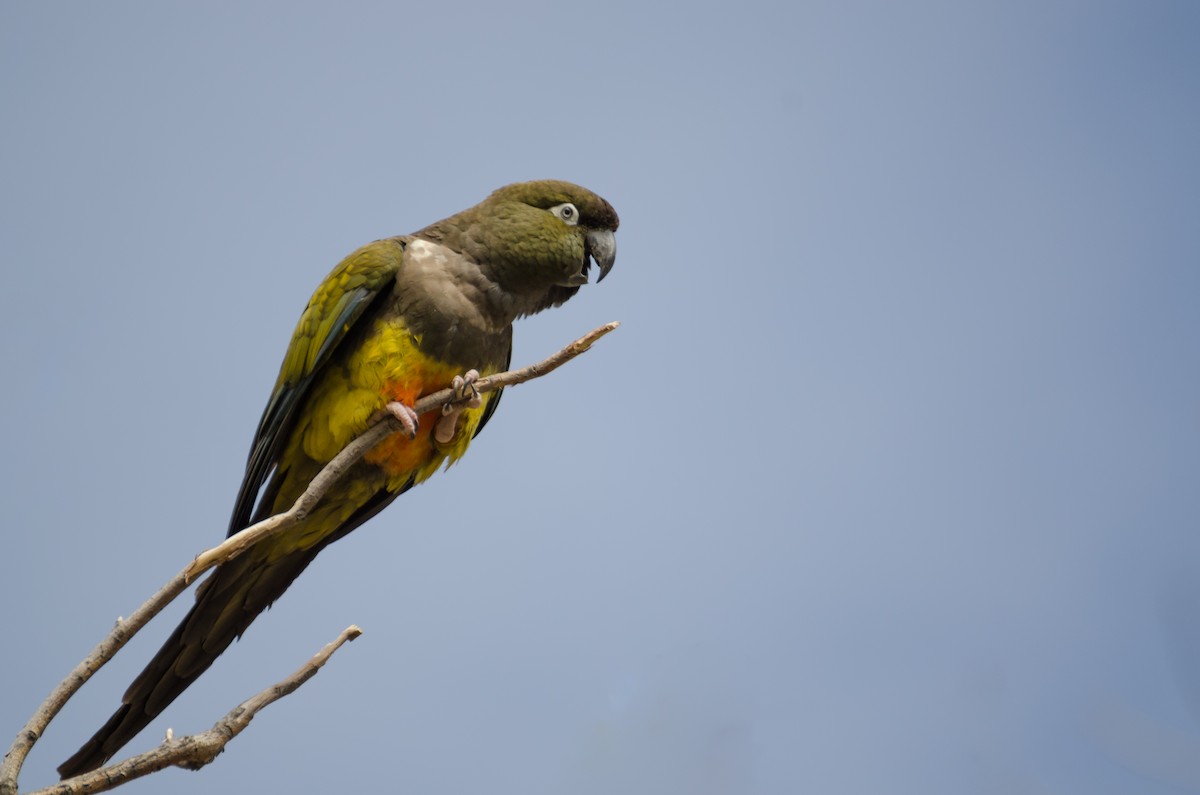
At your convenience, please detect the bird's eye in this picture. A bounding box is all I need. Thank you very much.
[550,203,579,226]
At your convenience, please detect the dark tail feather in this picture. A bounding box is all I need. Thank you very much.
[57,548,320,779]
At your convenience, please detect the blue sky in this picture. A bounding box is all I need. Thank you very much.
[3,3,1199,793]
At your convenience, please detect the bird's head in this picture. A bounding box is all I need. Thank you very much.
[419,179,619,316]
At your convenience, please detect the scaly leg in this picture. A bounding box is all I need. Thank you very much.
[436,370,482,444]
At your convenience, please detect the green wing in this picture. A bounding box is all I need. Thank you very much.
[228,238,406,536]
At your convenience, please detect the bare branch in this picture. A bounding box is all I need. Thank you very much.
[0,578,193,795]
[26,626,362,795]
[0,321,619,795]
[185,320,619,579]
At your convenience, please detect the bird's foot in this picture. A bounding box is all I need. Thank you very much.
[383,401,421,440]
[436,370,482,444]
[449,370,483,409]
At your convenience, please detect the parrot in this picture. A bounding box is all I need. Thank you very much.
[57,179,619,778]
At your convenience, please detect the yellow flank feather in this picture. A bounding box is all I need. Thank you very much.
[262,313,495,561]
[307,313,493,475]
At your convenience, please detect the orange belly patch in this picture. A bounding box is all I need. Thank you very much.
[363,381,444,479]
[299,317,492,489]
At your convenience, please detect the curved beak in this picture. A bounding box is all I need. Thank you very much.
[586,228,617,283]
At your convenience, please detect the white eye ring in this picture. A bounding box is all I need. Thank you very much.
[550,202,579,226]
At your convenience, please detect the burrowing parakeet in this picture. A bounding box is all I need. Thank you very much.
[58,179,619,777]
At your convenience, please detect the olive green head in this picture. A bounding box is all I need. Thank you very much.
[417,179,619,314]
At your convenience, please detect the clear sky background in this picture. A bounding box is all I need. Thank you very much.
[2,3,1198,793]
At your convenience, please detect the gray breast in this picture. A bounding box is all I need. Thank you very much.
[392,239,513,369]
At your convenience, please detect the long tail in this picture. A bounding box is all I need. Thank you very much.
[56,547,320,778]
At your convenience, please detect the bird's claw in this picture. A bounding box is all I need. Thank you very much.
[384,401,420,440]
[436,370,482,444]
[443,369,482,414]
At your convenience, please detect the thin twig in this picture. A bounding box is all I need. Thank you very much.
[25,626,362,795]
[185,320,619,579]
[0,321,619,795]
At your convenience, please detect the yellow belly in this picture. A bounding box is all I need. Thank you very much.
[296,315,494,491]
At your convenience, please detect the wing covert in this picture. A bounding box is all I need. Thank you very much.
[228,238,407,535]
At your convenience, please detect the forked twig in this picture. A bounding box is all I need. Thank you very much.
[24,627,362,795]
[0,321,619,795]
